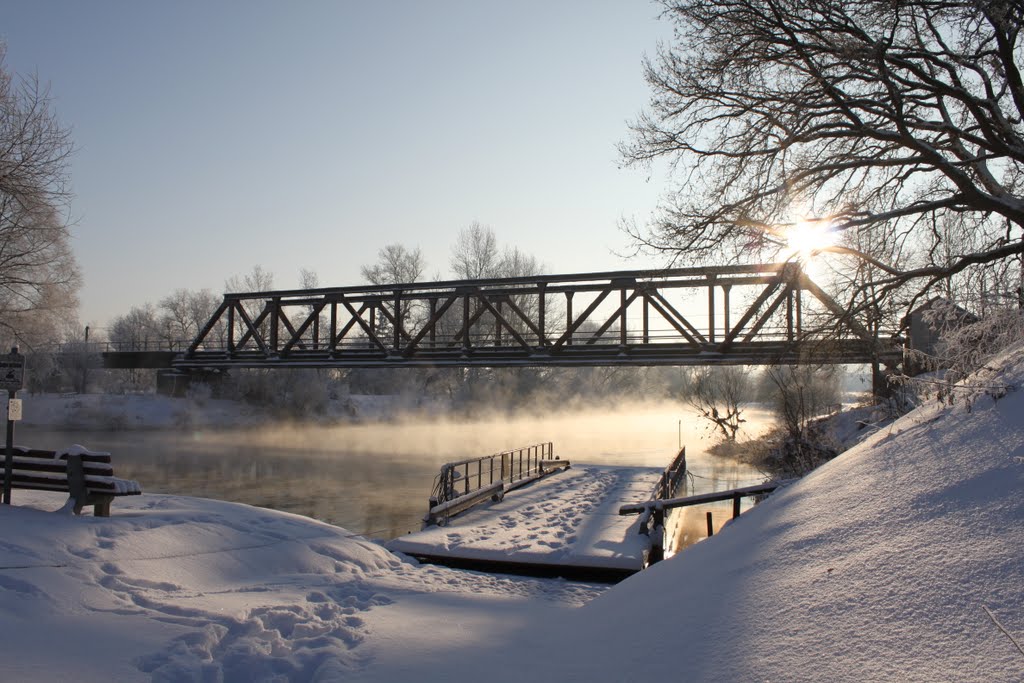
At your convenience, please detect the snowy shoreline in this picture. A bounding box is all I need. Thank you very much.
[2,350,1023,681]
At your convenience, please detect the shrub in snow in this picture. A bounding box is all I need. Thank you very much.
[746,423,841,479]
[903,302,1024,407]
[223,369,330,418]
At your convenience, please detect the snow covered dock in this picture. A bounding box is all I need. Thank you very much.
[387,464,663,579]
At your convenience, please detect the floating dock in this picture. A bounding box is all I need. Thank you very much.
[386,464,662,581]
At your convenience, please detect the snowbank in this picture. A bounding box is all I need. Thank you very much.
[0,492,602,682]
[2,348,1023,682]
[478,350,1024,682]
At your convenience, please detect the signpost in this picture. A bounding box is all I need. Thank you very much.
[1,348,24,505]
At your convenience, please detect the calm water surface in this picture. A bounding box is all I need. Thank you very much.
[19,404,770,541]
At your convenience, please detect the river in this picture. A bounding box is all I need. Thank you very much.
[17,403,771,542]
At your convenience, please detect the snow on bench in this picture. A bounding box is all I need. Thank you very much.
[4,445,142,516]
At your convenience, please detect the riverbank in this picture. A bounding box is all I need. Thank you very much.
[2,347,1022,681]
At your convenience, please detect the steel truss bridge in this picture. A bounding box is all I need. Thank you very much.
[143,262,898,371]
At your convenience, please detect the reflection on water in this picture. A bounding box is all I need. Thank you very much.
[665,452,766,556]
[18,402,770,540]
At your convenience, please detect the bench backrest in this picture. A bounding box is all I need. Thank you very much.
[6,446,128,495]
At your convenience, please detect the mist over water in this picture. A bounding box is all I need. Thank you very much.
[19,402,773,540]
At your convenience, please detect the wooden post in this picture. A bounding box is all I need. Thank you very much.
[706,511,714,537]
[733,494,741,519]
[649,504,666,565]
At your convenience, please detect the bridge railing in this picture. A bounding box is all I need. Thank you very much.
[52,340,193,354]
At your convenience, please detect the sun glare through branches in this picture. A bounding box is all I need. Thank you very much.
[779,219,837,279]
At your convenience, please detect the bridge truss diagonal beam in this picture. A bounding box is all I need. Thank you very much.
[174,263,900,370]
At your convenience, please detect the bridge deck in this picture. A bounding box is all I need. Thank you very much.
[386,464,661,579]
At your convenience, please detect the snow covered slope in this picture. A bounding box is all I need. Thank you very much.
[484,350,1024,682]
[2,348,1022,682]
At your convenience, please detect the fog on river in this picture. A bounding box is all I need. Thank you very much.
[19,402,774,541]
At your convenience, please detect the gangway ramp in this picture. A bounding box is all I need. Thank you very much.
[387,464,662,581]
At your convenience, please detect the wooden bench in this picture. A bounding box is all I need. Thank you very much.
[4,446,142,516]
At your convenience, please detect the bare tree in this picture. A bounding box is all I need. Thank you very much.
[158,288,218,344]
[450,223,544,280]
[448,224,546,333]
[762,365,843,439]
[361,244,425,286]
[623,0,1024,322]
[108,304,159,350]
[298,268,320,291]
[108,304,159,390]
[451,221,501,280]
[223,265,275,337]
[225,264,274,294]
[683,366,751,441]
[0,45,80,348]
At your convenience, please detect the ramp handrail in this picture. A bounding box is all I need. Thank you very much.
[655,446,687,500]
[622,479,796,565]
[425,442,564,526]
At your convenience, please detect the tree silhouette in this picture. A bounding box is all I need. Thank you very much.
[623,0,1024,319]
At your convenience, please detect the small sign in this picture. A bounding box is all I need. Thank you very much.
[0,354,24,392]
[7,399,21,422]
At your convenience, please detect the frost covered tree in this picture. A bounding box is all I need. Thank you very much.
[623,0,1024,323]
[360,244,427,333]
[450,222,543,281]
[0,45,80,348]
[108,304,159,351]
[450,222,502,280]
[158,288,218,344]
[361,244,425,286]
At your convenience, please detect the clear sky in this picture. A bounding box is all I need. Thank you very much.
[3,1,672,332]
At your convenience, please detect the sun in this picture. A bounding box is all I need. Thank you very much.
[780,219,837,279]
[783,220,837,258]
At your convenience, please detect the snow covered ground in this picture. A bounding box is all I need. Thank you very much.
[1,491,605,683]
[2,348,1023,682]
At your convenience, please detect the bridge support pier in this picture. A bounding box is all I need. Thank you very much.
[871,359,903,400]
